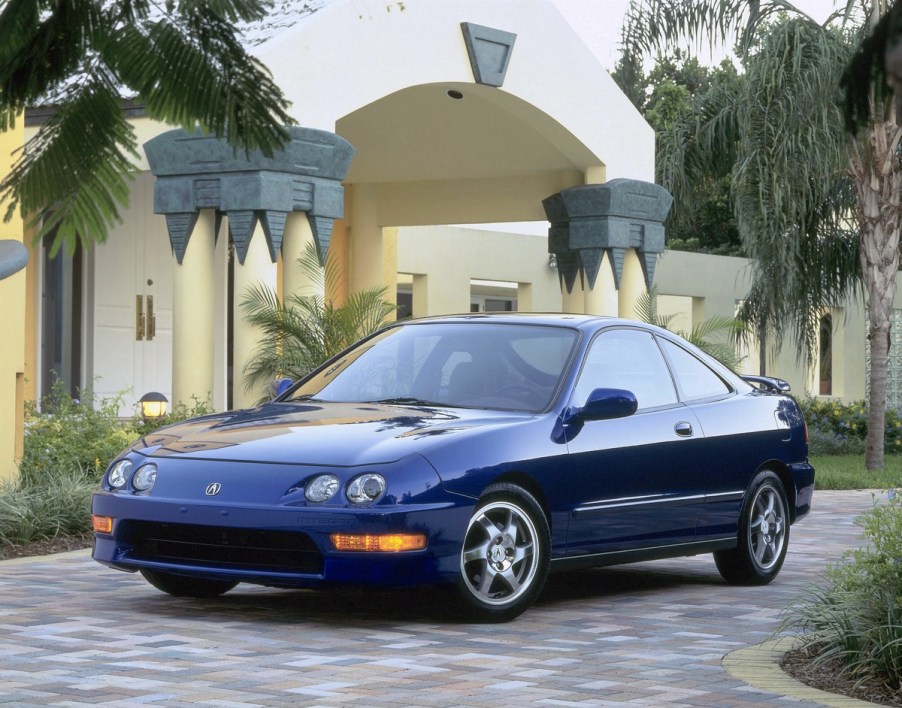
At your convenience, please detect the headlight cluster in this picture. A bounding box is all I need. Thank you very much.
[305,472,386,505]
[107,459,157,493]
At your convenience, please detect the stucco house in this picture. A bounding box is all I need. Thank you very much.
[0,0,892,482]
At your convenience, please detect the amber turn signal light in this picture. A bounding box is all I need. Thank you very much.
[330,533,427,552]
[92,515,113,534]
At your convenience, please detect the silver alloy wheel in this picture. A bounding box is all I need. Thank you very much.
[747,483,787,571]
[460,500,540,606]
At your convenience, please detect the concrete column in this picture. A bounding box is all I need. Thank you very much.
[347,185,398,309]
[172,209,215,409]
[516,282,533,312]
[561,278,584,314]
[584,253,618,316]
[618,248,647,320]
[412,271,470,316]
[282,213,323,301]
[232,222,278,409]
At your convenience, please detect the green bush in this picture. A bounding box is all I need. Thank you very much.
[799,398,902,456]
[781,491,902,695]
[2,383,213,546]
[18,381,141,487]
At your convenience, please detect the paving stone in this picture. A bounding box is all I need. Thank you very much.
[0,490,879,705]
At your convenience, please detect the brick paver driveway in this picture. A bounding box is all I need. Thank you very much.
[0,490,878,706]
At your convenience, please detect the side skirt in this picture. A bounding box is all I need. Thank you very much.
[549,537,736,574]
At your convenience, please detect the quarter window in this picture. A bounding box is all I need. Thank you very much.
[573,329,678,410]
[659,339,731,401]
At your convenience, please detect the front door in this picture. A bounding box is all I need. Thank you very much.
[564,327,706,555]
[91,172,174,416]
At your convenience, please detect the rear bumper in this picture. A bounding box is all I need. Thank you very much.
[790,461,816,522]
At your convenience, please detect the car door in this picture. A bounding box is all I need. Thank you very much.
[656,337,772,543]
[564,328,706,556]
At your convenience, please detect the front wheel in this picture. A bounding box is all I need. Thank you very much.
[140,569,238,598]
[454,483,550,622]
[714,470,789,585]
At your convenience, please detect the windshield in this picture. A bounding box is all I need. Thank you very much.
[288,322,579,413]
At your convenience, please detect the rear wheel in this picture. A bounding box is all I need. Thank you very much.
[714,470,789,585]
[455,483,550,622]
[140,569,238,598]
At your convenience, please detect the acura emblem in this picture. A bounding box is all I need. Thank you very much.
[205,482,222,496]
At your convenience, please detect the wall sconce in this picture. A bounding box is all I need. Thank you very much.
[548,253,558,270]
[139,391,168,420]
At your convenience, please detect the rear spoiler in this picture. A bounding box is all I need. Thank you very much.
[741,375,791,393]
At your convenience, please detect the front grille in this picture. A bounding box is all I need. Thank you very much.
[121,521,323,575]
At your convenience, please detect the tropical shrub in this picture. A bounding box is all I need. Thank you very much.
[781,491,902,697]
[241,241,397,393]
[18,381,139,487]
[800,398,902,456]
[3,382,213,545]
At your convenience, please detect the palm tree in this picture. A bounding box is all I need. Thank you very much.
[0,0,295,256]
[622,1,898,470]
[240,242,398,395]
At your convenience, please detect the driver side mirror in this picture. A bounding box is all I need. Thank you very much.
[578,388,638,421]
[269,377,293,400]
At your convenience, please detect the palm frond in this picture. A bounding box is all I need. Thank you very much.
[0,0,294,251]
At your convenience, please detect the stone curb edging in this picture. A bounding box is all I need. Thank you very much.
[723,637,874,706]
[0,547,92,566]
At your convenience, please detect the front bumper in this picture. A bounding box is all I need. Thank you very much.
[92,491,473,589]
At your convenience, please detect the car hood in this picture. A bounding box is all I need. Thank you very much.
[130,400,533,466]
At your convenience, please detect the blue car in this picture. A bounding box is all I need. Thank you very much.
[92,314,814,622]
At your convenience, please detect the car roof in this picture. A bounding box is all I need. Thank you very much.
[399,312,653,332]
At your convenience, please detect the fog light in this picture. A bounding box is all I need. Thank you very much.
[92,515,113,533]
[330,533,427,552]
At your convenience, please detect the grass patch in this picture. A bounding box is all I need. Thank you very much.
[810,455,902,491]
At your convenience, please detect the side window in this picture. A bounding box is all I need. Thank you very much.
[659,338,731,401]
[573,329,678,410]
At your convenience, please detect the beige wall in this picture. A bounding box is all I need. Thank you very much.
[0,120,26,482]
[397,225,561,315]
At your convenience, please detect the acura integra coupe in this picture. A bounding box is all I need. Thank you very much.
[92,314,814,622]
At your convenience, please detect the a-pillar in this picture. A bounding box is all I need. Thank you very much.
[282,213,323,301]
[172,210,216,408]
[618,249,647,320]
[232,223,278,409]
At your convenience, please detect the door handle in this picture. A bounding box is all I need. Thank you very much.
[674,421,693,437]
[135,295,145,341]
[146,295,155,341]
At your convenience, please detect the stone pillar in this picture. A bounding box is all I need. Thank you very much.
[144,127,355,412]
[348,184,398,299]
[232,222,278,409]
[172,210,216,408]
[543,179,672,319]
[516,282,533,312]
[282,213,323,301]
[584,252,618,316]
[618,248,647,320]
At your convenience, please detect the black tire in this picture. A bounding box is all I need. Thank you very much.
[714,470,790,585]
[454,483,550,622]
[140,569,238,598]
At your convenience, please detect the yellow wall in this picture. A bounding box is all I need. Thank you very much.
[0,119,26,482]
